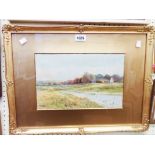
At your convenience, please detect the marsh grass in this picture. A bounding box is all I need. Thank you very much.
[37,87,102,110]
[37,83,123,110]
[64,83,123,93]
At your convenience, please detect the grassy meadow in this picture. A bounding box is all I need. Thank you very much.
[62,83,123,93]
[37,83,123,110]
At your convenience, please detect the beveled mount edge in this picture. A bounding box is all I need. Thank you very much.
[2,24,154,33]
[12,124,149,135]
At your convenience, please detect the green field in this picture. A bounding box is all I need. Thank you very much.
[37,83,123,110]
[61,83,123,93]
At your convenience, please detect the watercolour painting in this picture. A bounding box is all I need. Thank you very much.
[35,54,124,110]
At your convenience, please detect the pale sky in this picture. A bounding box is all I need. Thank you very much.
[35,54,124,82]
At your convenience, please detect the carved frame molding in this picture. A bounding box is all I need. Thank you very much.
[2,22,154,134]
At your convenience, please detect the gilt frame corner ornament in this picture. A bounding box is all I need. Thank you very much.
[2,22,154,135]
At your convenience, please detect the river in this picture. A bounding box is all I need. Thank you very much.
[61,91,123,109]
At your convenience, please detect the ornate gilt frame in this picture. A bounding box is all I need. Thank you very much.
[2,22,155,134]
[150,37,155,123]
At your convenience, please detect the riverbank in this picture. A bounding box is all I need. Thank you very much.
[36,83,123,110]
